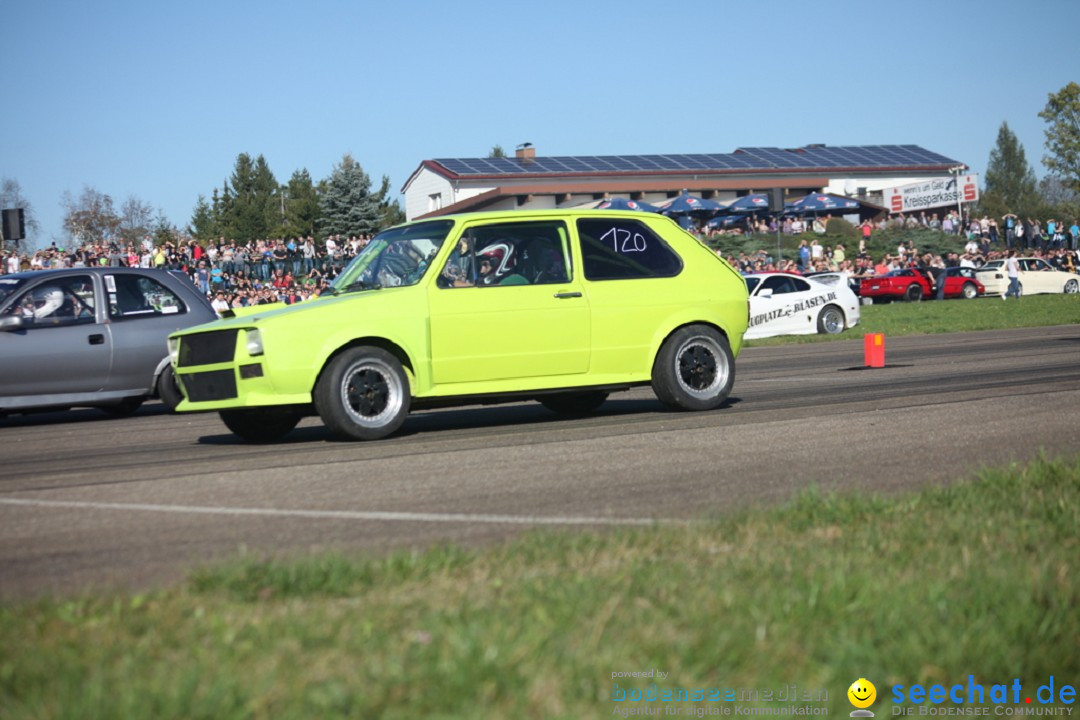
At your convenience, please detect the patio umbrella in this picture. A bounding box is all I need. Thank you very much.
[594,197,661,212]
[787,193,861,215]
[706,215,749,229]
[722,194,772,213]
[657,193,724,215]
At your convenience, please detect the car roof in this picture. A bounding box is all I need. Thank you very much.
[407,209,686,225]
[2,266,178,280]
[743,272,808,279]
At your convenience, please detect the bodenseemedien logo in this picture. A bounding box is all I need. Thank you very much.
[849,678,878,718]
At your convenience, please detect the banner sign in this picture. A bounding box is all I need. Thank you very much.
[883,174,979,213]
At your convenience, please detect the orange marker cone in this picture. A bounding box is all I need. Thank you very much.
[864,333,885,368]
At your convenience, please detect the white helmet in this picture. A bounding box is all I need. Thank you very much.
[32,286,64,319]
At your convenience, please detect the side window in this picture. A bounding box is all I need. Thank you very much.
[791,278,812,293]
[11,275,97,327]
[577,219,682,281]
[439,221,570,288]
[107,274,186,319]
[761,276,799,295]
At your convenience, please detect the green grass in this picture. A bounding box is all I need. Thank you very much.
[745,293,1080,346]
[2,455,1077,719]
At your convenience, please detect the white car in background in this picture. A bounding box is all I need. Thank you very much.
[975,257,1080,296]
[744,272,860,340]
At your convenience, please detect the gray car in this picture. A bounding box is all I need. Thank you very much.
[0,267,218,416]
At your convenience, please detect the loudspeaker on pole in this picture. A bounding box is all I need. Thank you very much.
[768,188,785,214]
[2,208,26,241]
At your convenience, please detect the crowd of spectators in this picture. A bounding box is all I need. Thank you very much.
[705,210,1080,251]
[3,212,1079,306]
[1,234,374,310]
[717,212,1080,279]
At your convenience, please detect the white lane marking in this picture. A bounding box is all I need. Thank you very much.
[0,497,676,527]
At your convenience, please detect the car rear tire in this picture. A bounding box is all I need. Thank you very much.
[1065,279,1078,294]
[904,283,923,302]
[315,346,410,440]
[961,282,978,300]
[539,391,609,416]
[157,365,184,411]
[651,325,734,411]
[817,305,845,335]
[220,407,303,443]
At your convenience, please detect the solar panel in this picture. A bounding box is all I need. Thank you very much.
[432,145,960,177]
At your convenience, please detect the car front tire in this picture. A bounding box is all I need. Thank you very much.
[315,346,411,440]
[220,407,303,443]
[1065,279,1078,294]
[904,283,923,302]
[817,305,846,334]
[651,325,734,411]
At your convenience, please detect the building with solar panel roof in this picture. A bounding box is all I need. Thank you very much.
[402,143,966,221]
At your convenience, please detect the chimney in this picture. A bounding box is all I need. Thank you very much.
[515,142,535,162]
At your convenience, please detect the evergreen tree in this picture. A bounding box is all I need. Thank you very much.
[282,169,321,238]
[489,145,506,158]
[190,194,216,241]
[224,153,280,241]
[375,174,406,229]
[154,212,179,248]
[981,122,1039,219]
[319,154,382,238]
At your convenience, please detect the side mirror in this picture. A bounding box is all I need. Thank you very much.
[759,288,774,298]
[0,315,26,332]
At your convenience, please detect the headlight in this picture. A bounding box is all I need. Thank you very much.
[167,337,180,363]
[245,328,264,356]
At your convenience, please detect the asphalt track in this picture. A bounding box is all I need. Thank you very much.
[1,324,1078,599]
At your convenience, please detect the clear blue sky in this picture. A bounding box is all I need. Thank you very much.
[3,0,1077,249]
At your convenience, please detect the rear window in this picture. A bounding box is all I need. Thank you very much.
[576,218,682,281]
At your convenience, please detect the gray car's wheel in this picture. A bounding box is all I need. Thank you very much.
[904,283,923,302]
[1065,279,1078,294]
[651,325,734,411]
[961,282,978,300]
[817,304,845,334]
[156,365,184,411]
[315,346,410,440]
[539,391,609,416]
[219,407,303,443]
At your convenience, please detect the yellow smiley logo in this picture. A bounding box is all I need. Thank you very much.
[848,678,877,709]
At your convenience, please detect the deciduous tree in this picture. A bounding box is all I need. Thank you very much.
[1038,82,1080,193]
[62,186,121,246]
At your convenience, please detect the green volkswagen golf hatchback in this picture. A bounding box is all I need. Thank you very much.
[169,210,750,442]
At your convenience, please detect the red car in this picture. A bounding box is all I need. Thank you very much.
[860,267,984,302]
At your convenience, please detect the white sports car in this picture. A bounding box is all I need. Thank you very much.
[975,257,1080,296]
[744,272,861,340]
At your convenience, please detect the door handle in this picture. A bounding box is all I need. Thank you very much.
[88,334,105,345]
[553,291,582,299]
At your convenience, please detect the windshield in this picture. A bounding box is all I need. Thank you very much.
[0,276,29,308]
[330,220,454,293]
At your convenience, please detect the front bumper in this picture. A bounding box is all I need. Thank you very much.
[173,328,310,411]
